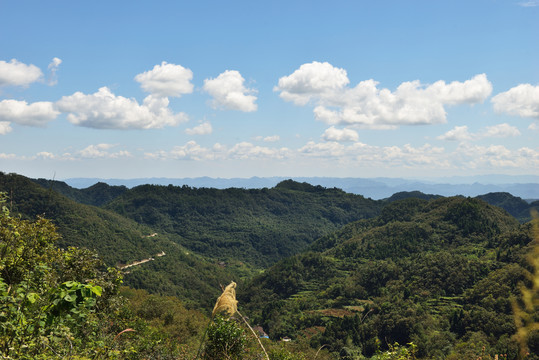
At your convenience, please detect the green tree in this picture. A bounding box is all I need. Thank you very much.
[0,193,122,359]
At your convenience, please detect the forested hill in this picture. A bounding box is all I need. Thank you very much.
[476,191,539,223]
[0,172,157,264]
[239,196,535,359]
[0,172,234,308]
[32,177,128,206]
[103,179,384,268]
[383,190,537,223]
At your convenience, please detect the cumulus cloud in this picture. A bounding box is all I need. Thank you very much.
[135,62,194,97]
[0,152,17,159]
[275,62,492,128]
[0,99,59,126]
[145,141,289,161]
[491,83,539,119]
[203,70,257,112]
[78,144,131,159]
[483,123,521,138]
[437,126,474,141]
[297,140,450,169]
[455,143,539,169]
[47,57,62,85]
[228,142,289,159]
[185,122,212,135]
[254,135,281,142]
[0,59,43,87]
[263,135,280,142]
[2,145,132,161]
[298,140,364,158]
[529,123,539,131]
[438,123,521,141]
[145,141,219,161]
[36,151,57,160]
[56,87,188,129]
[322,126,359,142]
[275,61,349,105]
[298,140,447,167]
[0,121,12,135]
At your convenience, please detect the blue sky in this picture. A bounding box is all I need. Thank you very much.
[1,0,538,180]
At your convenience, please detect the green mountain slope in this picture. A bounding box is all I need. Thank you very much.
[476,191,538,223]
[104,179,384,268]
[0,172,232,308]
[239,197,533,359]
[32,178,128,206]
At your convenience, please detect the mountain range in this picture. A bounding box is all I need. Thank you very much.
[2,170,538,358]
[63,175,539,200]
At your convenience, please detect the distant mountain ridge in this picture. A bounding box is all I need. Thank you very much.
[29,176,539,223]
[63,175,539,200]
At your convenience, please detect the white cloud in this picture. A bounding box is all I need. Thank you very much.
[438,123,521,142]
[144,141,290,161]
[483,123,521,138]
[228,142,289,159]
[135,61,194,97]
[519,1,539,7]
[529,123,539,131]
[48,57,62,70]
[437,126,474,141]
[0,121,12,135]
[0,59,43,87]
[78,143,132,158]
[170,141,214,160]
[146,141,218,161]
[298,140,447,167]
[381,144,447,166]
[427,74,493,104]
[255,135,280,142]
[276,62,492,128]
[185,122,212,135]
[47,57,62,86]
[263,135,280,142]
[0,152,17,159]
[492,83,539,119]
[203,70,257,112]
[275,61,349,106]
[29,145,130,161]
[0,99,59,126]
[322,126,359,142]
[56,87,188,129]
[299,140,358,158]
[455,143,539,169]
[36,151,57,160]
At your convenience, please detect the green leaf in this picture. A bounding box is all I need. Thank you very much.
[26,292,39,304]
[89,285,102,297]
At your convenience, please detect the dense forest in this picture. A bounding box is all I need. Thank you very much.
[240,197,539,359]
[1,171,539,359]
[0,172,235,308]
[102,179,383,269]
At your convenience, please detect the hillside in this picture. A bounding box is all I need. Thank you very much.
[32,178,128,206]
[5,171,539,358]
[239,197,535,359]
[476,192,538,223]
[104,179,384,268]
[0,172,233,308]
